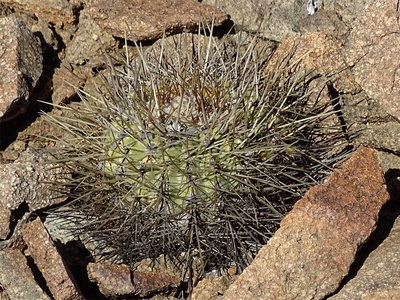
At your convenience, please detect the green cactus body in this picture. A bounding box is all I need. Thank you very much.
[104,119,239,213]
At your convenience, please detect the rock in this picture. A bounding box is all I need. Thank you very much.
[355,122,400,154]
[376,151,400,174]
[87,0,228,41]
[322,0,374,25]
[345,0,400,120]
[1,140,26,161]
[0,0,78,24]
[9,107,66,151]
[202,0,305,41]
[191,268,237,300]
[266,32,346,77]
[330,216,400,300]
[22,218,82,300]
[52,67,86,105]
[0,148,67,239]
[63,8,117,68]
[88,263,135,297]
[88,263,136,297]
[222,148,389,300]
[0,207,11,239]
[43,209,79,245]
[65,0,228,69]
[296,10,349,41]
[0,16,42,122]
[0,249,51,299]
[87,262,180,297]
[202,0,372,42]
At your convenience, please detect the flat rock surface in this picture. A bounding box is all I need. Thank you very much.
[0,15,42,122]
[330,216,400,299]
[222,148,389,300]
[86,0,228,41]
[0,249,50,299]
[22,218,82,300]
[345,0,400,120]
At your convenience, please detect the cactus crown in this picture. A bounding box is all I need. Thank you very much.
[45,29,350,282]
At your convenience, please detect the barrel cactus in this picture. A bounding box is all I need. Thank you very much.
[44,31,350,282]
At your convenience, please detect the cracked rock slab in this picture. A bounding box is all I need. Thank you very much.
[86,0,228,41]
[222,148,389,300]
[345,0,400,120]
[330,216,400,300]
[22,218,82,300]
[0,249,50,300]
[0,16,42,122]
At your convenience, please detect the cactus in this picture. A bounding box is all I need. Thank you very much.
[44,30,351,282]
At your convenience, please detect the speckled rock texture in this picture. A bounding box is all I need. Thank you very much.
[0,249,50,299]
[222,148,389,300]
[0,16,42,122]
[297,10,349,41]
[63,8,117,68]
[22,218,82,300]
[345,0,400,121]
[203,0,305,41]
[0,0,78,24]
[0,149,67,238]
[330,216,400,300]
[355,122,400,153]
[87,0,228,41]
[202,0,374,41]
[87,262,180,297]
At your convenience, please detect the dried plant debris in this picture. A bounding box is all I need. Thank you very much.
[42,29,352,291]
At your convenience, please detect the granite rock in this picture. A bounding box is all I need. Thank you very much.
[266,31,346,77]
[22,218,82,300]
[88,262,180,297]
[191,268,237,300]
[330,216,400,300]
[0,249,50,299]
[222,148,389,300]
[0,16,42,122]
[0,149,68,239]
[52,66,86,105]
[202,0,373,41]
[63,8,117,68]
[345,0,400,120]
[87,0,228,41]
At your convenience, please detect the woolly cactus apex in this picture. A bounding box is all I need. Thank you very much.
[43,29,351,288]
